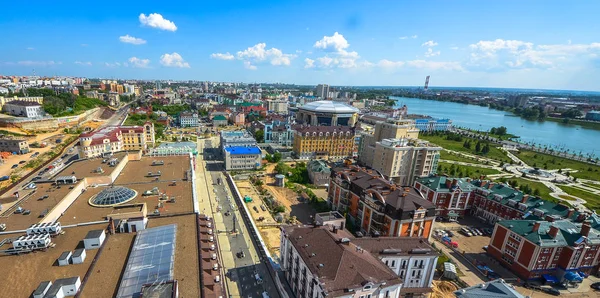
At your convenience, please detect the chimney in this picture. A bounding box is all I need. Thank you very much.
[567,209,575,219]
[532,222,541,232]
[521,194,529,204]
[445,179,452,189]
[581,221,591,237]
[548,225,559,238]
[545,215,555,222]
[577,213,588,222]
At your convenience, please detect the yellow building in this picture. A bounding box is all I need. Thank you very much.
[359,119,420,167]
[78,122,155,158]
[293,126,355,160]
[0,96,43,111]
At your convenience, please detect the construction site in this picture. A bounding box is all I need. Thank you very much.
[0,153,204,298]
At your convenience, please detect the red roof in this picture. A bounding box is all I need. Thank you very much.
[80,124,147,146]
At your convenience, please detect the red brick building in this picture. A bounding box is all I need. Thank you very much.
[414,176,476,221]
[328,166,436,239]
[488,215,600,282]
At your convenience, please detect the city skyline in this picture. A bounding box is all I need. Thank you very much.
[2,0,600,91]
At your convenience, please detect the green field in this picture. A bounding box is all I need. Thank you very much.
[420,134,511,163]
[437,162,500,178]
[496,177,555,202]
[439,151,482,163]
[559,185,600,211]
[545,117,600,131]
[515,150,600,180]
[583,183,600,191]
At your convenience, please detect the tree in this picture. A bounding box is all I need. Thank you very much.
[475,141,481,153]
[273,152,282,163]
[495,126,507,136]
[254,130,264,143]
[533,189,540,196]
[482,144,490,154]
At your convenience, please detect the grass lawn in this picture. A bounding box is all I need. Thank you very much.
[559,185,600,211]
[558,194,577,201]
[440,151,486,164]
[515,150,600,180]
[495,177,555,202]
[420,134,511,163]
[545,117,600,131]
[437,162,500,178]
[582,183,600,191]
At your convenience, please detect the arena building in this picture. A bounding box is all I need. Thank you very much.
[296,100,359,127]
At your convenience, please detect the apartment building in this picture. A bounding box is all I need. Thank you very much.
[414,177,575,224]
[220,130,257,151]
[293,126,355,160]
[359,119,420,168]
[77,122,155,158]
[3,100,44,118]
[178,111,198,127]
[267,99,289,114]
[328,166,436,238]
[224,146,262,170]
[0,138,30,154]
[371,138,441,185]
[488,215,600,282]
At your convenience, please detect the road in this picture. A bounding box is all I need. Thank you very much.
[196,136,280,298]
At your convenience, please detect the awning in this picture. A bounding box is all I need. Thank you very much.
[447,211,459,217]
[543,274,559,284]
[564,271,583,282]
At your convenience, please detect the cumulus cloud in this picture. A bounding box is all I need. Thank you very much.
[236,43,295,67]
[104,62,122,67]
[119,35,147,45]
[424,48,441,57]
[243,61,257,70]
[422,40,438,47]
[139,13,177,31]
[128,57,150,68]
[311,32,365,69]
[74,61,92,66]
[304,58,315,68]
[160,52,190,68]
[210,52,235,60]
[314,32,350,52]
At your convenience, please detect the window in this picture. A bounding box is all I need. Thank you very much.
[391,260,396,267]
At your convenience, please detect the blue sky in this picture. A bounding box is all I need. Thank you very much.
[2,0,600,90]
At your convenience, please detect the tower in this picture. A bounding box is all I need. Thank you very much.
[424,76,430,90]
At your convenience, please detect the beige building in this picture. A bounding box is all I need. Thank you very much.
[0,138,30,154]
[78,122,155,158]
[359,119,420,167]
[267,99,288,114]
[371,138,441,185]
[0,96,43,111]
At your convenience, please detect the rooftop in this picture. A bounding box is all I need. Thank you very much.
[85,230,104,239]
[455,279,526,298]
[5,100,42,107]
[295,125,355,134]
[299,100,359,114]
[79,124,149,146]
[307,159,331,174]
[497,218,600,247]
[224,146,261,155]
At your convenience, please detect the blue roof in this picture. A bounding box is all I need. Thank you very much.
[225,146,261,155]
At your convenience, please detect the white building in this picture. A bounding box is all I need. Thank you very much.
[58,251,72,266]
[46,277,81,298]
[280,225,404,298]
[33,281,52,298]
[72,248,86,264]
[224,146,262,170]
[316,84,330,99]
[3,100,44,118]
[83,230,106,249]
[267,99,288,114]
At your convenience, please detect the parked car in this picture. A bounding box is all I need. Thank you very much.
[591,282,600,290]
[523,283,542,291]
[11,164,18,169]
[541,288,560,296]
[446,230,455,237]
[460,227,473,237]
[19,160,26,164]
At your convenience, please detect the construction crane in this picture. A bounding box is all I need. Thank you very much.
[424,75,430,90]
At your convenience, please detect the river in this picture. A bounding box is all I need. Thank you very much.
[391,96,599,157]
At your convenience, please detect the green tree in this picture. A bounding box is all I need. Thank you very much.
[475,141,481,152]
[495,126,507,136]
[254,130,264,143]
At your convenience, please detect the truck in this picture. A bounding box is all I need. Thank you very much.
[0,176,9,182]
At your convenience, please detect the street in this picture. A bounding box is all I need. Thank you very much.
[196,136,280,298]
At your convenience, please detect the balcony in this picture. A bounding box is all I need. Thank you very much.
[372,213,385,224]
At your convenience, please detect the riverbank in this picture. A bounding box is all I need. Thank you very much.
[545,116,600,130]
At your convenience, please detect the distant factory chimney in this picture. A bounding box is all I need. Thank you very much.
[424,75,430,90]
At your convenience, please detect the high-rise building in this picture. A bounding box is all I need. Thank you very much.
[358,119,420,167]
[371,138,441,185]
[315,84,330,99]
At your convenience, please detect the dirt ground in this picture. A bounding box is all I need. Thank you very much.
[60,181,194,225]
[147,214,200,298]
[113,156,191,185]
[235,180,277,224]
[259,227,282,256]
[80,233,135,298]
[430,280,458,298]
[0,224,105,298]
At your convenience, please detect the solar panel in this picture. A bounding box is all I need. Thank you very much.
[116,224,177,298]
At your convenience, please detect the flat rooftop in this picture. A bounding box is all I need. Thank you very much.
[113,156,191,185]
[55,152,127,178]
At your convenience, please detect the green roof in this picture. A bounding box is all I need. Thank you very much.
[307,160,331,174]
[498,219,600,247]
[213,115,227,121]
[416,176,477,192]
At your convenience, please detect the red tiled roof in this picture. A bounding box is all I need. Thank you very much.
[80,124,147,146]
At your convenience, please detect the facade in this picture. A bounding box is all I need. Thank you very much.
[3,100,44,118]
[230,112,245,126]
[328,166,436,238]
[212,115,228,126]
[220,130,257,151]
[488,216,600,282]
[267,99,289,114]
[586,111,600,121]
[224,146,262,170]
[293,126,355,160]
[414,178,575,224]
[77,123,155,158]
[46,277,81,298]
[359,119,420,168]
[0,96,43,111]
[307,159,331,186]
[0,138,29,154]
[178,111,198,127]
[371,138,441,185]
[413,118,453,132]
[296,100,359,127]
[280,225,403,298]
[315,84,330,98]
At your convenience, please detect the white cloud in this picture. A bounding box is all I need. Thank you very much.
[378,59,463,71]
[236,43,295,67]
[210,52,235,60]
[119,34,147,45]
[104,62,121,67]
[399,35,418,40]
[450,46,459,50]
[160,52,190,68]
[139,13,177,31]
[314,32,350,52]
[244,61,257,70]
[424,48,441,57]
[26,47,34,50]
[304,58,315,69]
[74,61,92,66]
[128,57,150,68]
[422,40,438,47]
[16,61,61,66]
